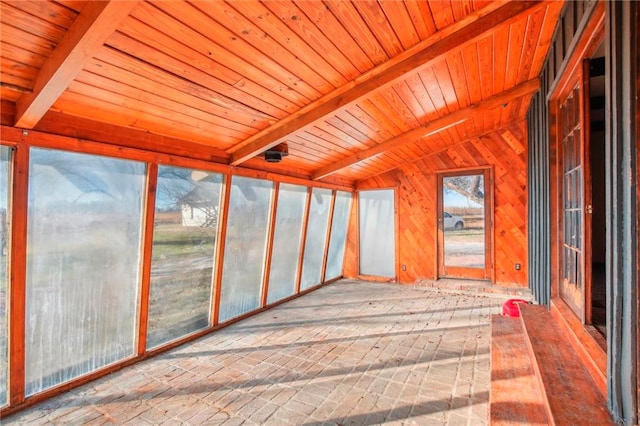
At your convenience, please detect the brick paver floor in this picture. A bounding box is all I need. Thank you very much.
[4,279,504,425]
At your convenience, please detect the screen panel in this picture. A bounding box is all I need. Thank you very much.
[325,191,352,281]
[25,148,145,396]
[267,184,307,305]
[300,188,332,291]
[359,189,395,277]
[147,166,222,349]
[0,146,11,407]
[218,176,273,322]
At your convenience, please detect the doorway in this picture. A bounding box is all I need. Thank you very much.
[554,44,607,343]
[437,168,493,280]
[588,52,607,338]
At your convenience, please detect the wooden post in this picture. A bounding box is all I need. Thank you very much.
[137,162,158,355]
[8,142,29,405]
[211,173,232,326]
[295,188,312,294]
[320,191,337,284]
[261,182,279,307]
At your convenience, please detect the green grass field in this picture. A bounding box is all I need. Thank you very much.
[146,222,217,348]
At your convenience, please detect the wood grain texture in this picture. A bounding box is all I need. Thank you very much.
[8,144,29,405]
[550,298,607,397]
[0,0,597,416]
[344,121,528,287]
[312,79,539,180]
[137,163,158,356]
[15,1,141,128]
[519,303,615,425]
[0,1,560,180]
[490,315,548,425]
[229,1,543,165]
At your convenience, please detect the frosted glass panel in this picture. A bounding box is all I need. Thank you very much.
[300,188,332,290]
[147,166,222,349]
[267,184,307,304]
[25,148,145,396]
[325,191,352,280]
[359,189,395,277]
[219,176,272,322]
[0,147,10,407]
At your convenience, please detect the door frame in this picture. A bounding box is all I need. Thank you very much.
[436,167,494,281]
[549,13,604,324]
[552,65,592,324]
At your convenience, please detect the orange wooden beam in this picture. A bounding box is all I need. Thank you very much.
[320,191,337,284]
[211,173,232,326]
[228,0,543,166]
[312,79,541,180]
[137,162,158,356]
[295,188,313,294]
[354,116,531,185]
[14,1,141,129]
[8,143,29,406]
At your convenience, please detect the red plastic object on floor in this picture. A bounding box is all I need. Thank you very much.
[502,298,529,317]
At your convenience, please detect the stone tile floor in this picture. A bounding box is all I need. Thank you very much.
[4,279,505,425]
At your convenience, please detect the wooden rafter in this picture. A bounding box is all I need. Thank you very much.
[312,79,541,180]
[14,1,140,129]
[228,0,543,166]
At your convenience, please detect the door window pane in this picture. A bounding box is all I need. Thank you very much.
[359,189,395,277]
[0,146,11,407]
[147,166,222,349]
[325,191,352,280]
[267,184,307,305]
[300,188,332,290]
[442,175,485,268]
[25,148,145,396]
[219,176,272,322]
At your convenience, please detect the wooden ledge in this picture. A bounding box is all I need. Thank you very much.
[519,304,614,425]
[550,298,607,397]
[490,315,548,425]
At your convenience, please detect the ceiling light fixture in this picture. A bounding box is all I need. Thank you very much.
[263,143,289,163]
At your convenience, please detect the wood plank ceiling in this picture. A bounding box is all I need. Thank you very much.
[0,0,562,185]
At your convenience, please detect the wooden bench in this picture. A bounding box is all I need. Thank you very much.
[490,315,548,425]
[518,304,613,425]
[491,305,615,425]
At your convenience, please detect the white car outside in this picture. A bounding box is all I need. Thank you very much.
[443,212,465,230]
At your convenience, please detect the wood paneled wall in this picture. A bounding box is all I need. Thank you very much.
[344,120,528,287]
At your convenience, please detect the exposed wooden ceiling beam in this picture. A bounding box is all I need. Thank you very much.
[228,0,543,166]
[14,1,140,129]
[354,117,529,188]
[312,79,540,180]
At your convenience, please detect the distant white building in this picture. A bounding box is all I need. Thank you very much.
[179,186,219,228]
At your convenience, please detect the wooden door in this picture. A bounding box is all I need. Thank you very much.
[437,169,493,280]
[557,64,591,322]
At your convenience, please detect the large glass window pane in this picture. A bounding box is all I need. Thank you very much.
[325,191,352,281]
[219,176,272,322]
[359,189,395,277]
[442,174,485,269]
[300,188,332,290]
[25,148,145,396]
[267,184,307,305]
[0,146,10,407]
[147,166,222,349]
